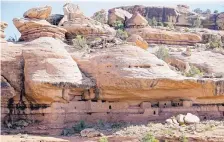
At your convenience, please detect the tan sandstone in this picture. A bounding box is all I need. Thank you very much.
[13,18,67,41]
[126,27,202,45]
[23,6,52,19]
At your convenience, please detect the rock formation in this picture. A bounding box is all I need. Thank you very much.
[216,12,224,30]
[1,21,8,44]
[108,8,132,26]
[23,6,52,19]
[125,13,201,45]
[115,5,178,24]
[1,3,224,137]
[59,3,115,44]
[13,6,67,41]
[125,12,148,28]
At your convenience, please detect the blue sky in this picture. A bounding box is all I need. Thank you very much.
[1,0,224,39]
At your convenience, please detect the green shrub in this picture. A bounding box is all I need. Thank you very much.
[192,17,201,28]
[72,35,88,50]
[114,20,124,30]
[157,22,163,26]
[184,28,189,32]
[214,10,219,13]
[208,36,223,49]
[72,120,87,133]
[179,134,188,142]
[155,47,170,60]
[163,22,174,29]
[99,136,108,142]
[185,65,203,77]
[148,17,158,27]
[115,29,128,40]
[142,133,159,142]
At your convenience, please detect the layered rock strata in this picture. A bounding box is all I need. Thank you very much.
[13,6,67,41]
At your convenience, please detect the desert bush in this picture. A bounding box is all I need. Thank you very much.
[142,133,159,142]
[114,20,124,30]
[72,35,89,50]
[148,17,157,27]
[179,133,188,142]
[184,28,189,32]
[214,10,219,13]
[116,29,128,40]
[155,46,170,61]
[157,22,163,26]
[7,34,18,42]
[185,65,203,77]
[99,136,108,142]
[192,17,201,28]
[91,10,107,24]
[72,120,87,133]
[208,36,223,49]
[163,22,174,29]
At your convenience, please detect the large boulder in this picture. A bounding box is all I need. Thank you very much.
[125,12,148,28]
[126,27,201,45]
[13,18,67,41]
[59,3,115,43]
[23,6,52,19]
[184,113,200,124]
[22,37,94,104]
[108,8,132,26]
[216,12,224,30]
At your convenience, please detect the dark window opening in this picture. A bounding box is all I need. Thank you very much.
[109,105,112,109]
[128,65,131,68]
[204,116,207,120]
[153,111,156,115]
[87,112,92,115]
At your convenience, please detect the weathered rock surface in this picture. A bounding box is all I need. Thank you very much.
[13,18,67,41]
[91,9,108,24]
[69,44,223,103]
[22,38,94,104]
[216,12,224,30]
[126,27,202,45]
[80,128,101,138]
[108,8,132,26]
[125,12,148,28]
[1,37,94,104]
[184,113,200,124]
[23,6,52,19]
[59,3,115,43]
[1,21,8,43]
[127,34,148,49]
[116,5,178,23]
[1,76,16,107]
